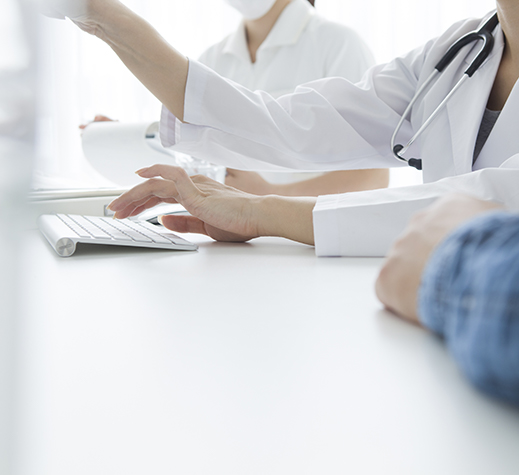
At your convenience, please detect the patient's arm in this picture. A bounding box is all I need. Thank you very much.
[226,169,389,196]
[417,211,519,404]
[375,194,503,322]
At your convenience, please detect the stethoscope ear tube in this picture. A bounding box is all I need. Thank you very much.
[436,13,498,74]
[465,30,495,77]
[391,13,499,170]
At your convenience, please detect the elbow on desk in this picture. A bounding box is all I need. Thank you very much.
[421,212,519,406]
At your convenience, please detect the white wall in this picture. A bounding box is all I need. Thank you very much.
[0,1,37,474]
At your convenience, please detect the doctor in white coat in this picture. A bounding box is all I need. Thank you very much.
[50,0,519,257]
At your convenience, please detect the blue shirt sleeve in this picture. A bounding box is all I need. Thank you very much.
[418,212,519,405]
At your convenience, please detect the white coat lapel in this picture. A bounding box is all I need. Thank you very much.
[445,33,503,175]
[474,79,519,170]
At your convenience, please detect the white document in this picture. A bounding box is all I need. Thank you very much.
[81,121,174,187]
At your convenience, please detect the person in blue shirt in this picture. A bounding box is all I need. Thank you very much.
[376,194,519,405]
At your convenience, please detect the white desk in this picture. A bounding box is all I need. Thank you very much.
[18,232,519,475]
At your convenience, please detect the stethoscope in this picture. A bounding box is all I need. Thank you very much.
[391,13,500,170]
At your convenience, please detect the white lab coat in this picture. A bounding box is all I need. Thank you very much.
[197,0,374,184]
[160,12,519,256]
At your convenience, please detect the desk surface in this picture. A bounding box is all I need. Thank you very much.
[19,232,519,475]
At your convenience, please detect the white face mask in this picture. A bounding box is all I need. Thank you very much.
[224,0,278,20]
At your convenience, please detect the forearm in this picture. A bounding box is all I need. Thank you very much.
[88,1,188,120]
[257,195,316,246]
[312,164,519,257]
[272,170,389,197]
[419,212,519,404]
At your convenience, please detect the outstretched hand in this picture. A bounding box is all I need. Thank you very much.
[108,165,265,242]
[40,0,110,35]
[41,0,88,18]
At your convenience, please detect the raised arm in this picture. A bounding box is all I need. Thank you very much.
[49,0,188,120]
[45,0,432,172]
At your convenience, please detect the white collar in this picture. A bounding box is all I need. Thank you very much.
[222,0,314,63]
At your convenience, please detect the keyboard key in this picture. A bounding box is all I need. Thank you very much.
[68,215,114,239]
[97,219,134,241]
[108,220,154,243]
[132,222,179,244]
[57,214,92,239]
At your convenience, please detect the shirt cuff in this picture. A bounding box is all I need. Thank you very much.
[159,104,179,147]
[313,194,342,257]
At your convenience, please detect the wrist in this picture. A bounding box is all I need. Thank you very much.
[78,0,128,41]
[265,183,280,196]
[256,195,316,245]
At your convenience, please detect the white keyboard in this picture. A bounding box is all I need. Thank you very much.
[38,214,198,257]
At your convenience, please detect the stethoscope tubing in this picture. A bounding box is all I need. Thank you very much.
[391,73,469,159]
[391,13,499,170]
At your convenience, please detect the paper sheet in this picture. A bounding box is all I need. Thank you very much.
[81,121,174,187]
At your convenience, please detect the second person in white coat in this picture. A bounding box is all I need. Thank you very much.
[207,0,388,196]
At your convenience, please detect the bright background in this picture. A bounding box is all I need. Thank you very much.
[34,0,496,187]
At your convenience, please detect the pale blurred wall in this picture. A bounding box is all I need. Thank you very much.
[0,1,37,474]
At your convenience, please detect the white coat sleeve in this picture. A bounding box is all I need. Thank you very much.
[159,37,440,172]
[313,155,519,257]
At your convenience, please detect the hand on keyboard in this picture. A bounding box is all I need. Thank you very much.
[108,165,316,247]
[108,165,262,243]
